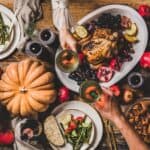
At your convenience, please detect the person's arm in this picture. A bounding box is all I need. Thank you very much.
[93,92,149,150]
[114,114,149,150]
[51,0,77,51]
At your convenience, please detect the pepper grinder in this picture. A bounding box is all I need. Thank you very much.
[25,41,54,63]
[38,29,59,51]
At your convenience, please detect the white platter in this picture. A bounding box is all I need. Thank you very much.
[55,5,148,93]
[51,101,103,150]
[0,4,20,60]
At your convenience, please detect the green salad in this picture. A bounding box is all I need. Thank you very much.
[60,114,92,150]
[0,13,10,45]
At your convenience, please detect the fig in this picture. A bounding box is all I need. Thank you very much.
[97,66,114,82]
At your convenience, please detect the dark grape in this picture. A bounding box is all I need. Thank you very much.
[68,60,98,85]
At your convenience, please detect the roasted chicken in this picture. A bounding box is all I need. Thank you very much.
[80,28,118,65]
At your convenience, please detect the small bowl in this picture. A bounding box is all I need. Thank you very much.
[56,50,79,73]
[79,80,102,103]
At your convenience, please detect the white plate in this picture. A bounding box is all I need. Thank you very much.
[51,101,103,150]
[55,5,148,92]
[0,5,20,60]
[0,12,14,53]
[56,109,95,150]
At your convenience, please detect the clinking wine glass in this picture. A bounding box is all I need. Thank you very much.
[79,80,102,103]
[56,49,79,73]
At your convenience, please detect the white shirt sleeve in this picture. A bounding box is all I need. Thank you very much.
[51,0,73,30]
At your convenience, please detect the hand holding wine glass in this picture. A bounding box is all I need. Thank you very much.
[93,88,149,150]
[59,27,77,51]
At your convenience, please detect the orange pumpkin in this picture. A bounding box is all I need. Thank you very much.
[0,59,57,116]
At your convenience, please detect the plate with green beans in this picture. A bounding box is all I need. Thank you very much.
[0,5,20,60]
[0,12,14,53]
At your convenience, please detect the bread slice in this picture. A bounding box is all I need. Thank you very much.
[44,115,65,147]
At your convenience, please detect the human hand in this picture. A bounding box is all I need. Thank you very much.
[93,88,123,122]
[59,27,77,51]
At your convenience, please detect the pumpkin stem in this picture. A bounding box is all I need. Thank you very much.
[20,87,28,93]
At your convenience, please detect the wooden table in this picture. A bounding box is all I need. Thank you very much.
[0,0,149,66]
[0,0,150,150]
[0,0,150,29]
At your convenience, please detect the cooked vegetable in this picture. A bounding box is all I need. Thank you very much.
[127,101,150,144]
[75,25,88,38]
[60,114,92,150]
[0,13,10,45]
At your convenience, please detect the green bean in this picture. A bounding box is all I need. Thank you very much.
[0,12,10,45]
